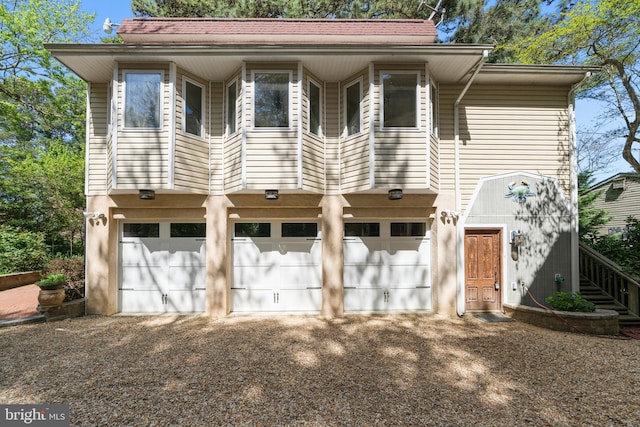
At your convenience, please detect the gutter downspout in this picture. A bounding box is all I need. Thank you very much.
[455,50,489,317]
[569,72,592,293]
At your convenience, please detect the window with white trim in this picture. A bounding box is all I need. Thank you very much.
[183,79,204,137]
[381,72,419,129]
[123,71,163,129]
[344,79,362,137]
[253,71,290,128]
[226,79,238,136]
[430,80,438,137]
[308,80,321,137]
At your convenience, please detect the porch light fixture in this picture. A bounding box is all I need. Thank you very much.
[265,189,279,200]
[510,229,524,246]
[139,189,155,200]
[102,18,120,34]
[388,189,403,200]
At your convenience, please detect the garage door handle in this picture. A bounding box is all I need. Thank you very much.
[195,287,206,291]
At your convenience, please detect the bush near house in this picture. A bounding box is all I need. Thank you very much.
[46,256,84,301]
[0,225,48,274]
[546,291,596,312]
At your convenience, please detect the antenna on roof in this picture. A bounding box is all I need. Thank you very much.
[418,0,446,27]
[103,18,121,34]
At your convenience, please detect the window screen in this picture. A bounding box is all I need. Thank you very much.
[171,223,206,238]
[235,223,271,238]
[391,222,425,237]
[123,223,160,238]
[282,223,318,238]
[344,223,380,237]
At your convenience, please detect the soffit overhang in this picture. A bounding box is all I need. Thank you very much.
[45,43,595,86]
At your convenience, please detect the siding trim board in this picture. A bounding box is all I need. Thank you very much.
[298,62,303,188]
[369,64,375,189]
[112,65,119,190]
[168,63,176,190]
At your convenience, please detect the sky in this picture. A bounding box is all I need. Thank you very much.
[78,0,633,183]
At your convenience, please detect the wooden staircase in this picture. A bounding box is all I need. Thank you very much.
[580,277,640,328]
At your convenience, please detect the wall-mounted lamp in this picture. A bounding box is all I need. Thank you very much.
[139,189,155,200]
[265,189,279,200]
[440,210,460,220]
[83,211,105,220]
[509,229,525,246]
[102,18,121,34]
[388,189,403,200]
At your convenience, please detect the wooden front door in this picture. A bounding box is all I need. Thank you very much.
[465,229,502,312]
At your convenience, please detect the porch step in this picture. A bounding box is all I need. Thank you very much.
[580,276,640,328]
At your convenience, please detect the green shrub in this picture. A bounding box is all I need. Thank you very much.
[0,225,48,273]
[46,256,84,301]
[37,273,68,287]
[545,291,596,312]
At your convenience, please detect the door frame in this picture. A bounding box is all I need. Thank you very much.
[463,226,506,312]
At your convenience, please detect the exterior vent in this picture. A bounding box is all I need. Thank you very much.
[612,178,626,190]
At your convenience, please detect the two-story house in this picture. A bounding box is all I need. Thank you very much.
[47,18,594,317]
[589,172,640,236]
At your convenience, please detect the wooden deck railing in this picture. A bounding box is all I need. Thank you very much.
[579,242,640,317]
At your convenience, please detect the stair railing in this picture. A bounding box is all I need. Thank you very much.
[579,242,640,317]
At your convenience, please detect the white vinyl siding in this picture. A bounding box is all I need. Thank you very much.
[373,65,429,190]
[341,72,370,193]
[439,84,571,208]
[116,65,171,190]
[87,82,109,195]
[245,63,299,190]
[224,71,243,193]
[324,82,341,194]
[174,70,209,193]
[302,70,324,193]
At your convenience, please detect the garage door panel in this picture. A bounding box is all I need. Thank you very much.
[231,221,322,312]
[344,265,383,288]
[233,266,280,288]
[232,289,277,312]
[343,239,384,264]
[388,287,432,310]
[382,265,430,287]
[279,265,322,288]
[166,290,205,313]
[121,241,169,266]
[167,266,206,291]
[233,239,280,265]
[120,290,166,312]
[278,289,322,311]
[344,288,385,311]
[120,222,205,313]
[168,240,206,265]
[121,266,166,290]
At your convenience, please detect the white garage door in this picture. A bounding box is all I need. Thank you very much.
[343,221,431,312]
[232,221,322,312]
[119,222,206,313]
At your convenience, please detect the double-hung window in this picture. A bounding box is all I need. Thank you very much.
[183,79,204,137]
[226,79,238,136]
[123,71,163,129]
[344,79,362,137]
[381,72,419,129]
[253,71,291,128]
[308,80,322,137]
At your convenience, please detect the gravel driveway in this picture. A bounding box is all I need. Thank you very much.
[1,314,639,426]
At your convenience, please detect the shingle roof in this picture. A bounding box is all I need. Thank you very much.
[117,18,438,44]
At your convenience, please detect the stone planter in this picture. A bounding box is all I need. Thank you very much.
[503,303,620,336]
[37,287,66,309]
